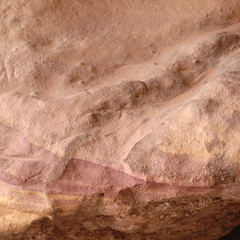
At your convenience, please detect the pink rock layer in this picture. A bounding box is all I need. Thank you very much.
[1,1,240,239]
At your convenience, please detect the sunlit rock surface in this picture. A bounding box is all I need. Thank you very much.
[1,0,240,239]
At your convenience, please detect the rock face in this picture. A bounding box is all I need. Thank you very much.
[1,0,240,239]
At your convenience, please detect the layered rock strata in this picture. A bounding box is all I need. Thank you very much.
[1,0,240,239]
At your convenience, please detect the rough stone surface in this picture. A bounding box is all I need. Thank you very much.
[0,0,240,239]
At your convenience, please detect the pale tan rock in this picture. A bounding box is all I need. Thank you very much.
[0,0,240,239]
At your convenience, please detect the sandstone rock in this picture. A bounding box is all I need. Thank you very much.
[0,0,240,239]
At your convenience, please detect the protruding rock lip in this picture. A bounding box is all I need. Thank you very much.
[0,154,212,203]
[0,119,239,216]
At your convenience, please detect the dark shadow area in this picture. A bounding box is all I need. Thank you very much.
[1,197,240,240]
[220,225,240,240]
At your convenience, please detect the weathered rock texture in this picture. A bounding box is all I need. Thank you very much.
[1,0,240,239]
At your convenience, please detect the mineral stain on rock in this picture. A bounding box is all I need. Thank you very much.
[1,0,240,239]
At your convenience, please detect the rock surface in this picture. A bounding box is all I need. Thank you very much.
[1,0,240,239]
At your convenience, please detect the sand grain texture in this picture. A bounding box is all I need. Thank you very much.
[1,0,240,239]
